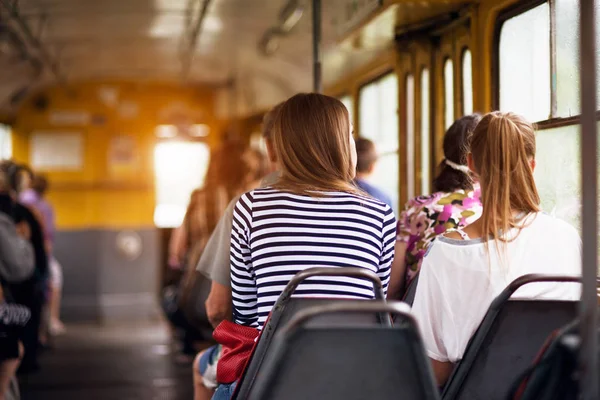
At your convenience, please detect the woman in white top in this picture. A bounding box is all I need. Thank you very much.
[411,111,581,386]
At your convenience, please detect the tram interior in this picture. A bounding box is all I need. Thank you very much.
[0,0,598,399]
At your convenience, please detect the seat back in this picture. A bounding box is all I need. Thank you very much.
[442,274,581,400]
[233,267,387,399]
[249,301,440,400]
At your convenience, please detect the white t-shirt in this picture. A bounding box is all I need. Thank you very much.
[411,212,581,363]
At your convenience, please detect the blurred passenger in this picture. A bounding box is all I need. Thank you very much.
[1,162,48,374]
[20,174,65,336]
[166,140,266,363]
[353,137,393,208]
[388,115,483,299]
[411,112,581,386]
[196,105,280,329]
[192,105,279,400]
[0,163,34,398]
[195,94,396,399]
[0,163,35,285]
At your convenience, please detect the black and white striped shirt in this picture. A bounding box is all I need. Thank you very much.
[230,187,396,329]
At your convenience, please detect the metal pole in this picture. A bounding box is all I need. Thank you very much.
[578,0,598,398]
[312,0,322,93]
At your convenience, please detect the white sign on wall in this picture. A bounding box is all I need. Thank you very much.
[30,132,84,171]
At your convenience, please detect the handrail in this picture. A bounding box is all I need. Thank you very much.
[278,300,412,335]
[271,267,390,326]
[491,274,582,309]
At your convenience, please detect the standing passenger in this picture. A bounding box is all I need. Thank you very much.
[388,115,483,299]
[20,175,66,336]
[353,138,393,208]
[411,112,581,386]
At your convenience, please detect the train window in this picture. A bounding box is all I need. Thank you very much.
[0,124,11,159]
[555,0,600,116]
[534,124,581,230]
[339,95,354,127]
[406,74,415,199]
[444,58,454,130]
[499,2,550,122]
[359,72,399,211]
[462,49,473,115]
[420,68,431,195]
[153,141,210,228]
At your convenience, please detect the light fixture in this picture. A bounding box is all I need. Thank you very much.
[189,124,210,137]
[257,0,304,57]
[258,29,280,57]
[155,125,178,138]
[278,0,304,33]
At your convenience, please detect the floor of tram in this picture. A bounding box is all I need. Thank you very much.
[19,321,203,400]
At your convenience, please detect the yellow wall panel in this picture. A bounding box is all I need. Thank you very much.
[11,81,217,229]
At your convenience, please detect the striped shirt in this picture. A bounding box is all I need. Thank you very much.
[230,187,396,330]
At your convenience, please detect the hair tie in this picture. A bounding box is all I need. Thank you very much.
[445,159,471,174]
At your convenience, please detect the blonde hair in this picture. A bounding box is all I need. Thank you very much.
[469,111,540,251]
[271,93,358,195]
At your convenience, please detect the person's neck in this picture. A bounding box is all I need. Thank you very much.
[355,172,370,181]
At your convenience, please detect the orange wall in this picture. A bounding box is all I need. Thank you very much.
[11,81,219,229]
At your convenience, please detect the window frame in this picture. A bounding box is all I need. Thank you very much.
[493,0,600,130]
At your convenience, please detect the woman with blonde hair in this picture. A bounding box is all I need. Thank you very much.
[411,112,581,386]
[195,93,396,399]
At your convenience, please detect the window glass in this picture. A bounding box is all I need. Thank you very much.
[359,73,399,211]
[462,49,474,115]
[420,68,431,195]
[534,125,581,230]
[154,142,210,228]
[339,95,354,127]
[406,74,415,199]
[499,3,550,122]
[555,0,600,115]
[444,59,454,130]
[0,124,11,159]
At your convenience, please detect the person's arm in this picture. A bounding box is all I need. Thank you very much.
[377,207,396,296]
[230,193,258,328]
[168,224,187,269]
[198,199,238,327]
[205,281,232,328]
[387,241,407,300]
[0,216,34,283]
[388,209,411,299]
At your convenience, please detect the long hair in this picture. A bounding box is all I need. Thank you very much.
[470,111,540,251]
[271,93,358,195]
[433,114,481,193]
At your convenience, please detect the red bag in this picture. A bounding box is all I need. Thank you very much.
[213,320,260,384]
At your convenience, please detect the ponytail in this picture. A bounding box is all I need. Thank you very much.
[469,112,540,252]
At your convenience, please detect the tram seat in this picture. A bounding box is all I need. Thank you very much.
[246,301,440,400]
[232,267,389,399]
[441,274,580,400]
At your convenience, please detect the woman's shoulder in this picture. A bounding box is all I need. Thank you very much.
[528,212,580,241]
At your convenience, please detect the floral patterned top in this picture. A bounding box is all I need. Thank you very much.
[397,184,483,284]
